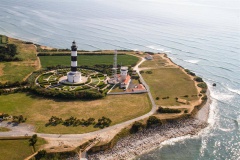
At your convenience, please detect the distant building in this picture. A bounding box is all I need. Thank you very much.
[145,54,153,60]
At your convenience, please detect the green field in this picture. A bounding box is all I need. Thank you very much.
[0,138,46,160]
[0,93,151,134]
[142,68,199,106]
[39,55,139,68]
[0,38,38,82]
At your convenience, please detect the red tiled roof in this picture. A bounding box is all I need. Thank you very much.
[123,75,131,84]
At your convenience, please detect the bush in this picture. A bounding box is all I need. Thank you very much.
[184,110,188,113]
[94,116,112,129]
[46,116,63,126]
[200,89,207,93]
[130,121,144,134]
[156,97,159,100]
[184,69,195,76]
[201,95,208,101]
[194,77,203,82]
[197,82,207,89]
[145,71,152,74]
[35,150,47,160]
[157,107,181,113]
[147,116,161,128]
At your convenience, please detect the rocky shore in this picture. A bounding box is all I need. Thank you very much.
[87,118,208,160]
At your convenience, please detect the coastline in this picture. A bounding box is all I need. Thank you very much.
[87,93,211,160]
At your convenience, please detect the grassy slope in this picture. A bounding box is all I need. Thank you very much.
[0,93,151,134]
[0,138,46,160]
[0,38,38,82]
[142,68,198,106]
[39,55,139,68]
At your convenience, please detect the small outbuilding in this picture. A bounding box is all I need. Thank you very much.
[145,54,153,60]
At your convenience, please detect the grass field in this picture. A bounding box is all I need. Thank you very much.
[39,55,139,68]
[0,138,46,160]
[142,68,198,106]
[139,54,172,68]
[0,93,151,134]
[0,38,38,82]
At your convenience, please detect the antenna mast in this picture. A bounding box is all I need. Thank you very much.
[112,50,118,82]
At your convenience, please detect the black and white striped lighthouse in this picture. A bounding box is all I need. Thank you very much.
[67,41,81,83]
[71,41,77,72]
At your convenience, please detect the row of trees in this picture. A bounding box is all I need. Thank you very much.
[29,86,104,100]
[46,116,112,129]
[0,81,28,89]
[157,107,181,113]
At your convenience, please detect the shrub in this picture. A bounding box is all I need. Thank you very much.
[94,116,112,129]
[145,71,152,74]
[194,77,203,82]
[130,121,144,134]
[157,107,181,113]
[197,82,207,89]
[147,116,161,128]
[201,95,208,101]
[46,116,63,126]
[200,89,207,93]
[184,69,196,76]
[35,150,47,160]
[156,97,159,100]
[184,110,188,113]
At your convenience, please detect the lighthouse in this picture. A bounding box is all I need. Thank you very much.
[67,41,81,83]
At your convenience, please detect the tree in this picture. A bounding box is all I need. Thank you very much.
[147,116,161,128]
[130,121,144,133]
[35,150,47,160]
[29,134,38,152]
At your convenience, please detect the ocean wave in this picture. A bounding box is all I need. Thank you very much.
[218,127,235,132]
[184,59,200,64]
[227,88,240,95]
[146,45,164,51]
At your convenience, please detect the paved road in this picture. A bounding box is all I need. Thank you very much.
[0,56,157,146]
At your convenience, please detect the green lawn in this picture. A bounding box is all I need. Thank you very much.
[0,38,38,83]
[0,93,151,134]
[0,62,36,82]
[0,138,46,160]
[142,68,198,106]
[39,55,139,68]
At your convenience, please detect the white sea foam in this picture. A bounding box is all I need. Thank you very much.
[210,90,234,101]
[146,45,164,51]
[132,49,139,51]
[227,87,240,95]
[184,59,200,64]
[218,127,235,132]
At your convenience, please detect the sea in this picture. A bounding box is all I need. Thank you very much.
[0,0,239,159]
